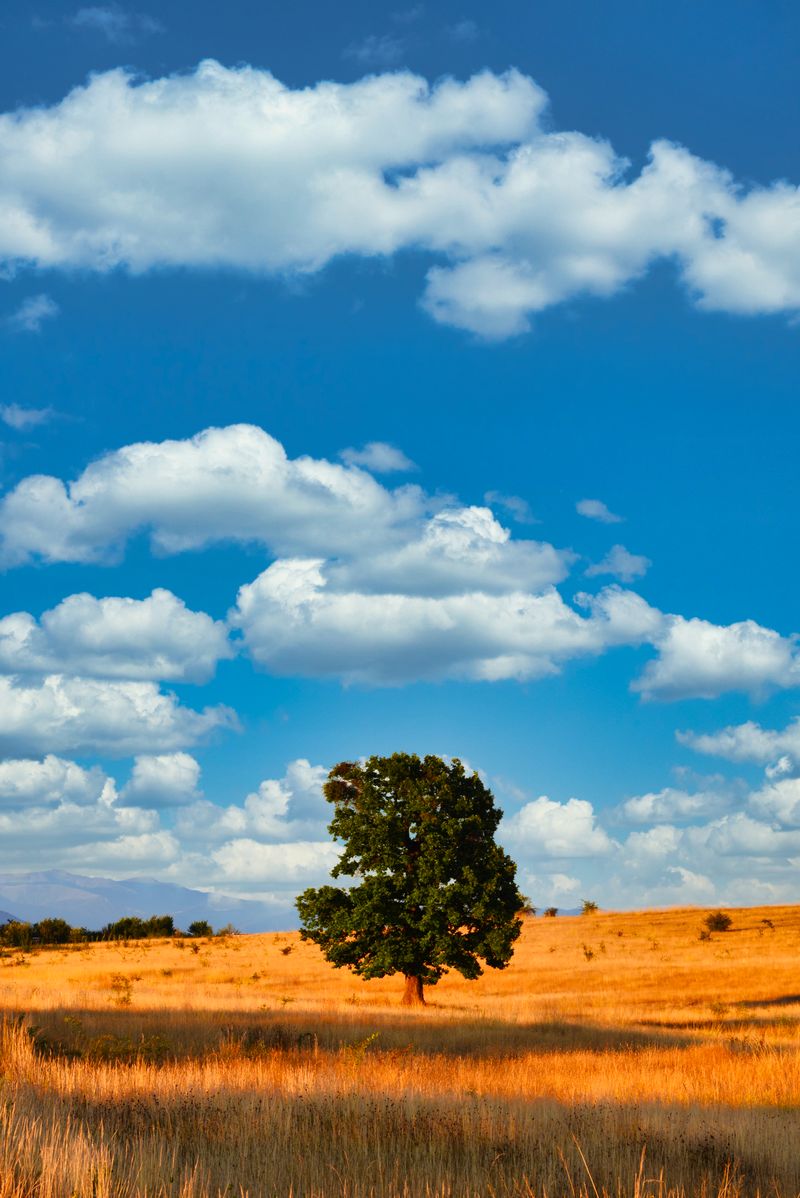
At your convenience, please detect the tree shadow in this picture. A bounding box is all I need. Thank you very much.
[10,1003,700,1060]
[735,993,800,1008]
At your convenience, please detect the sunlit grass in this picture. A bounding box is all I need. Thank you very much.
[1,903,799,1196]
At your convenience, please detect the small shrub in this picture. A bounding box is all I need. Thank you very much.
[543,907,558,918]
[108,973,134,1006]
[705,911,733,932]
[86,1032,171,1064]
[344,1031,380,1069]
[27,1026,82,1061]
[581,899,599,915]
[582,944,595,962]
[223,1025,318,1057]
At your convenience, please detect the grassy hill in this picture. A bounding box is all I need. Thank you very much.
[1,903,798,1197]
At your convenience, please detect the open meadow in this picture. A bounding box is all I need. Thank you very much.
[1,904,799,1198]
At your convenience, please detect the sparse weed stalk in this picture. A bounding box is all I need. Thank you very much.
[108,972,134,1007]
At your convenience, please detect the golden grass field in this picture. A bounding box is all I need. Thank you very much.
[1,903,799,1197]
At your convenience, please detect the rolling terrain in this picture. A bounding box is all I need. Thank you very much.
[1,903,799,1197]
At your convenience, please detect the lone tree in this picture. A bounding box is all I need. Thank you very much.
[296,754,523,1005]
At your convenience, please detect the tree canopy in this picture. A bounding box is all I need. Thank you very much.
[296,753,523,1004]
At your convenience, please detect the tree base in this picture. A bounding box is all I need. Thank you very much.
[401,975,425,1005]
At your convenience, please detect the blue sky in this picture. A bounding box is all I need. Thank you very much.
[1,0,799,920]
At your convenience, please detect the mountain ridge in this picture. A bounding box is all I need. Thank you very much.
[0,870,293,933]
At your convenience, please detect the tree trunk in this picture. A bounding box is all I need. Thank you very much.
[401,974,425,1005]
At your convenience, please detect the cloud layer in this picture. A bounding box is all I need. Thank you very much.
[0,418,799,909]
[2,422,800,696]
[1,63,799,336]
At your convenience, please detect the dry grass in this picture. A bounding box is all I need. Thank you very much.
[1,903,799,1197]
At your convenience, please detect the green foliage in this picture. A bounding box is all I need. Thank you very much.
[108,973,135,1007]
[101,914,175,940]
[581,899,599,915]
[705,910,733,932]
[35,918,72,944]
[187,920,213,937]
[0,912,179,947]
[0,921,32,948]
[296,754,523,993]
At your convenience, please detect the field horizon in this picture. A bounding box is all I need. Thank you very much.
[1,900,799,1197]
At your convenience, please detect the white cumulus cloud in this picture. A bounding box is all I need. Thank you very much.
[576,498,623,524]
[0,64,798,337]
[620,786,730,824]
[0,675,236,757]
[339,441,417,473]
[0,589,232,682]
[0,755,115,808]
[502,795,617,858]
[0,424,424,568]
[231,562,655,685]
[121,752,202,808]
[678,717,800,772]
[176,758,328,843]
[749,777,800,828]
[585,544,651,582]
[634,615,800,701]
[329,506,571,596]
[212,839,339,885]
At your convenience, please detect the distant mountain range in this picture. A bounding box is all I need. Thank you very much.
[0,871,295,933]
[0,872,586,934]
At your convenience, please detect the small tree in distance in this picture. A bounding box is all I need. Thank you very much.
[296,754,523,1005]
[543,907,558,918]
[581,900,599,915]
[705,910,732,932]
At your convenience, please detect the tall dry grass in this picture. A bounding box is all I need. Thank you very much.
[1,903,798,1197]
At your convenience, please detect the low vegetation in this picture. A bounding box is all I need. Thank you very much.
[1,904,799,1196]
